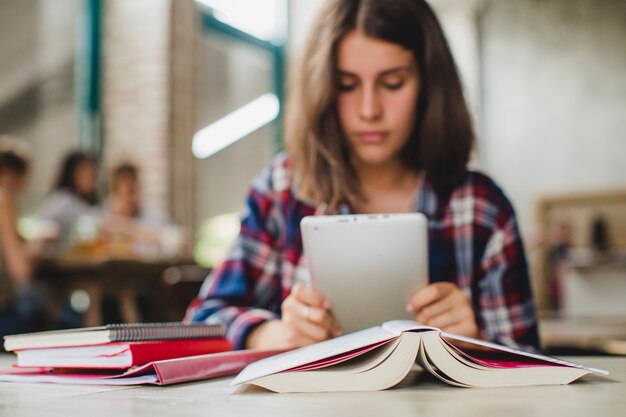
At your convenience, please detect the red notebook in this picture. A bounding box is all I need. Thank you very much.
[14,338,232,369]
[0,349,285,386]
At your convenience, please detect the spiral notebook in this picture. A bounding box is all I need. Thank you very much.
[3,322,225,351]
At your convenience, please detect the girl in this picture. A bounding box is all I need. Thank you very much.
[185,0,540,352]
[0,137,44,337]
[38,151,99,246]
[0,138,33,296]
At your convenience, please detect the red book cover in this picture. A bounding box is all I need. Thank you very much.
[124,338,232,368]
[124,349,286,385]
[0,349,286,385]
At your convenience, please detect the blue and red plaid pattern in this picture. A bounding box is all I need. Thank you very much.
[185,153,540,351]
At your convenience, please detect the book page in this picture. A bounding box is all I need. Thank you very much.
[288,339,393,372]
[0,372,159,385]
[416,339,469,387]
[381,320,439,335]
[443,342,570,369]
[441,333,609,375]
[232,326,396,385]
[305,338,402,375]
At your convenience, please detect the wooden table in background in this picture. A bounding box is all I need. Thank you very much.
[540,315,626,355]
[35,256,199,326]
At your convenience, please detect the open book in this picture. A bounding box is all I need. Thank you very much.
[232,320,609,393]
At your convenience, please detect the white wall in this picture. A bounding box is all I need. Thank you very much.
[287,0,324,60]
[480,0,626,235]
[103,0,172,215]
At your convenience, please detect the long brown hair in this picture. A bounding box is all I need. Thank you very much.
[285,0,475,210]
[53,151,99,205]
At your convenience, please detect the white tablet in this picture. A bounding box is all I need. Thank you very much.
[300,213,429,333]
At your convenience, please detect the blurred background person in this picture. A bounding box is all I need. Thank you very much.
[106,163,168,227]
[0,136,45,339]
[100,163,188,324]
[38,151,100,249]
[107,163,143,219]
[102,162,171,258]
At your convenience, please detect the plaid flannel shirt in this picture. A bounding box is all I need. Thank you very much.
[185,153,540,351]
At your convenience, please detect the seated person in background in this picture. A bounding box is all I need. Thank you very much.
[0,137,45,338]
[100,163,183,323]
[106,163,168,225]
[38,151,100,247]
[102,163,173,258]
[185,0,540,353]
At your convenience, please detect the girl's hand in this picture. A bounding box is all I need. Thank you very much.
[406,282,479,338]
[246,284,342,349]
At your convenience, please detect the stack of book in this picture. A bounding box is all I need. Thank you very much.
[0,321,609,390]
[1,323,281,385]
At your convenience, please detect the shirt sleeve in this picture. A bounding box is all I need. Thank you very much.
[476,208,541,352]
[184,168,283,350]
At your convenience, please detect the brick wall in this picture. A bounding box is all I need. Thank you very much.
[103,0,198,227]
[102,0,172,217]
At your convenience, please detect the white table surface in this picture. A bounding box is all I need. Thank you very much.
[0,354,624,417]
